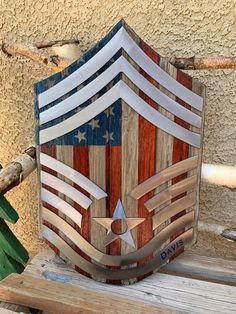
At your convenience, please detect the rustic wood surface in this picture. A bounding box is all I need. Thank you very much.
[0,273,176,314]
[163,252,236,286]
[2,42,236,70]
[6,249,233,314]
[0,147,36,196]
[0,302,30,313]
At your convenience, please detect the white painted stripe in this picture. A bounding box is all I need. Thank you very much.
[40,153,107,200]
[40,171,92,209]
[41,188,82,227]
[39,81,201,147]
[40,56,201,128]
[38,28,203,110]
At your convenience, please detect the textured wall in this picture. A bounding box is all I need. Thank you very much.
[0,0,235,258]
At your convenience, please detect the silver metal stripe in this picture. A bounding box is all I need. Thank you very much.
[42,207,194,266]
[38,27,203,110]
[39,81,201,147]
[145,175,198,212]
[40,153,107,200]
[41,171,92,209]
[130,156,198,200]
[152,192,196,230]
[42,225,193,280]
[40,56,201,128]
[41,188,82,227]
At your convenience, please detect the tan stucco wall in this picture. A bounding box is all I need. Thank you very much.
[0,0,235,258]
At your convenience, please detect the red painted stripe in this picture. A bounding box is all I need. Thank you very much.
[171,69,192,259]
[138,41,159,267]
[73,146,91,277]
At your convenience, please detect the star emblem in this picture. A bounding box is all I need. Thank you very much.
[88,118,100,130]
[104,106,115,117]
[93,199,145,248]
[74,130,86,143]
[103,131,114,143]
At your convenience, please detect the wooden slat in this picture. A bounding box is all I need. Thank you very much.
[56,145,76,263]
[0,309,19,314]
[0,302,29,313]
[121,101,139,255]
[138,41,158,267]
[0,274,174,314]
[89,146,107,283]
[26,250,236,287]
[160,252,236,287]
[189,78,206,244]
[21,250,236,313]
[89,146,107,254]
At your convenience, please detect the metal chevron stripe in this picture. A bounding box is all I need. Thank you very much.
[152,192,196,230]
[42,225,193,280]
[42,207,194,267]
[41,188,82,227]
[145,175,198,212]
[38,27,203,110]
[39,56,201,128]
[130,156,198,200]
[39,81,201,147]
[40,153,107,200]
[40,171,92,209]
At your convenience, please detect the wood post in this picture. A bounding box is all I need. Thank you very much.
[0,147,36,196]
[2,42,236,70]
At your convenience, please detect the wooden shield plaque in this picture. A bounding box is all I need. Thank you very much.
[35,20,205,284]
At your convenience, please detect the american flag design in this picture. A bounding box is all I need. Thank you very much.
[35,20,205,284]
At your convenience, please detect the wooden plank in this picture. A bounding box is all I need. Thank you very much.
[26,250,236,287]
[154,57,175,253]
[0,301,30,313]
[0,309,19,314]
[161,252,236,287]
[0,274,174,314]
[138,41,158,268]
[189,78,206,244]
[89,146,107,283]
[21,250,236,313]
[121,101,139,255]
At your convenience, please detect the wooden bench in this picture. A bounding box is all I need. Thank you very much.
[0,249,235,313]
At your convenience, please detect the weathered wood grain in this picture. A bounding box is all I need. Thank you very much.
[0,273,174,314]
[189,78,206,244]
[20,250,236,313]
[0,147,36,196]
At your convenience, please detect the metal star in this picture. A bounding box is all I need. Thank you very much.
[103,131,114,143]
[88,118,100,130]
[74,130,86,143]
[93,199,145,248]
